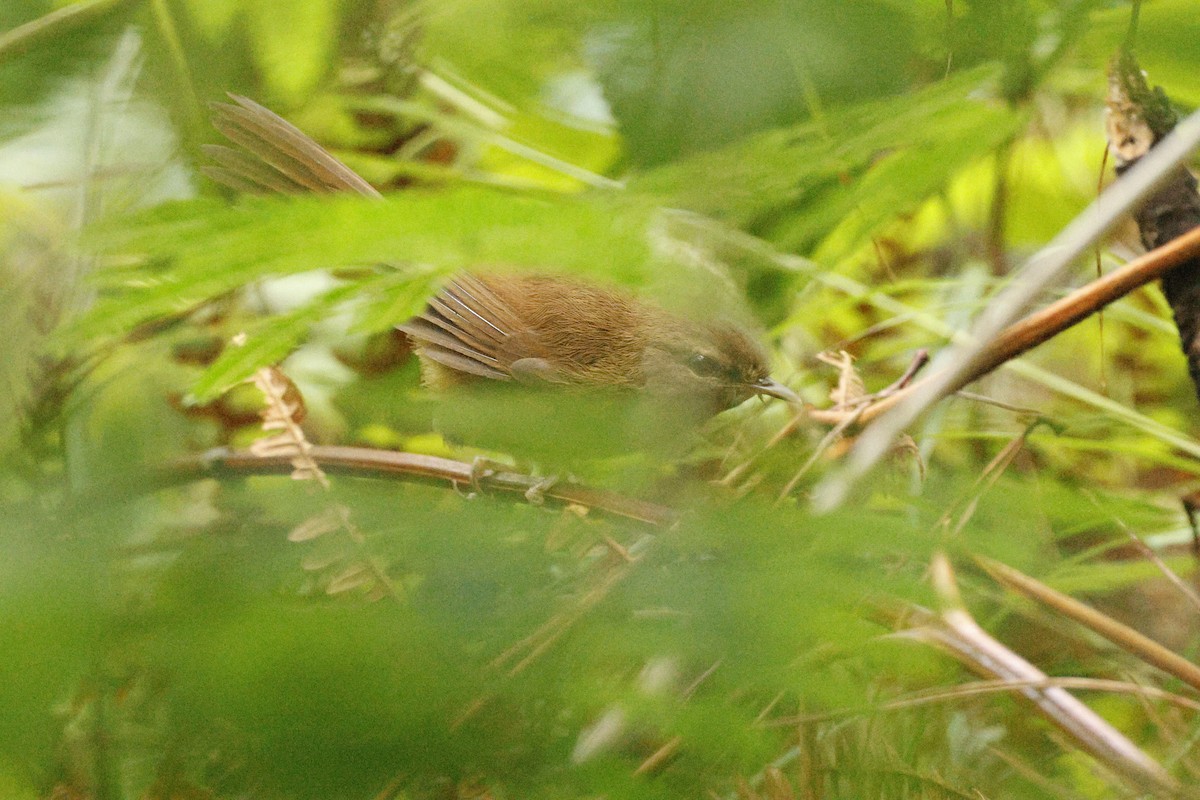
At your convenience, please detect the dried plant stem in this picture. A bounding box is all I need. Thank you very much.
[911,554,1182,797]
[491,564,629,677]
[975,555,1200,693]
[634,737,682,776]
[809,224,1200,427]
[1081,489,1200,613]
[762,677,1200,725]
[173,445,679,527]
[0,0,136,64]
[938,423,1038,537]
[456,559,633,728]
[776,406,865,501]
[1120,527,1200,613]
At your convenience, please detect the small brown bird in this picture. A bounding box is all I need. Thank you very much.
[205,96,798,417]
[398,272,797,417]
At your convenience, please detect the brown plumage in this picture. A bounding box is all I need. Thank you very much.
[203,96,798,416]
[398,273,797,417]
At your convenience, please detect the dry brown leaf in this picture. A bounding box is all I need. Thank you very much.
[300,549,345,572]
[326,563,375,595]
[817,350,865,408]
[251,367,326,485]
[288,507,345,542]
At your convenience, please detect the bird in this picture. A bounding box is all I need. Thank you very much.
[204,95,799,421]
[397,271,798,419]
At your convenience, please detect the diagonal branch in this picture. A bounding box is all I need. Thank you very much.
[816,103,1200,510]
[808,223,1200,427]
[903,554,1183,797]
[975,555,1200,693]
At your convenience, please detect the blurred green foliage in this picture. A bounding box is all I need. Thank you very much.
[0,1,135,136]
[2,0,1200,798]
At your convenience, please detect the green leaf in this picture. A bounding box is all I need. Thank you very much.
[348,264,449,334]
[247,0,341,103]
[633,65,1024,257]
[592,0,919,166]
[66,188,657,349]
[179,0,240,39]
[185,279,361,404]
[185,266,450,403]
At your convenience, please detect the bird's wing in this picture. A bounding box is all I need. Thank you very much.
[398,275,559,383]
[203,95,382,198]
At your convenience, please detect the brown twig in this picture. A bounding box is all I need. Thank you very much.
[877,348,930,396]
[760,676,1200,726]
[911,554,1182,797]
[809,224,1200,427]
[975,555,1200,694]
[171,445,680,527]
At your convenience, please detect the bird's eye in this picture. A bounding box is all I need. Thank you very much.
[686,353,724,378]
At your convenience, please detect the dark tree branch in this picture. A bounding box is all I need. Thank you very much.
[1108,50,1200,404]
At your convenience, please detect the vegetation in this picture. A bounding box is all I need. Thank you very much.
[2,1,1200,797]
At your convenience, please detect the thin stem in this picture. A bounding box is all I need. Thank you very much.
[0,0,138,64]
[820,105,1200,510]
[809,224,1200,428]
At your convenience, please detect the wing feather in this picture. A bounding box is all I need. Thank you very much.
[398,317,504,367]
[399,276,557,384]
[419,346,510,381]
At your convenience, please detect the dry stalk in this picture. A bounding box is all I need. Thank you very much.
[760,677,1200,725]
[908,554,1182,797]
[975,555,1200,693]
[809,224,1200,429]
[250,366,400,600]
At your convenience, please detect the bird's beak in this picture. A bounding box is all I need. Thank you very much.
[749,377,800,405]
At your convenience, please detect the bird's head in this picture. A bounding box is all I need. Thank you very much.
[642,319,798,417]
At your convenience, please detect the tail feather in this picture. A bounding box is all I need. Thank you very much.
[201,144,308,194]
[207,95,382,198]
